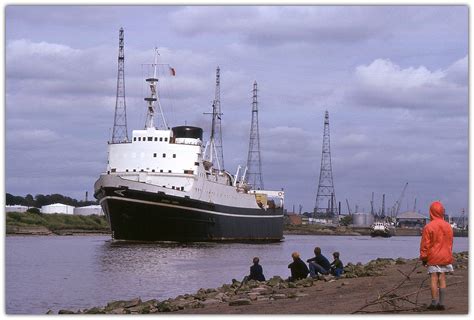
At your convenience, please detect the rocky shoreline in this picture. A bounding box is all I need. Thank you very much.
[49,251,468,315]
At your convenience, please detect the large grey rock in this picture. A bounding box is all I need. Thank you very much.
[229,298,251,306]
[248,293,259,301]
[58,309,75,314]
[108,308,126,314]
[267,276,284,287]
[84,307,105,314]
[201,299,221,306]
[104,298,142,311]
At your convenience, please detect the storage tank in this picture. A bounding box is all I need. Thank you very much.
[73,205,104,216]
[352,212,374,227]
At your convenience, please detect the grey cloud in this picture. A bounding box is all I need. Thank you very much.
[347,57,468,115]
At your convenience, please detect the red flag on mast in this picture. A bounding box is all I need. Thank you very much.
[169,67,176,76]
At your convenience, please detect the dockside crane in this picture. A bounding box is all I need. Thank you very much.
[370,192,374,216]
[393,182,408,217]
[346,199,352,215]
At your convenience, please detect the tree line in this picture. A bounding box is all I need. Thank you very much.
[6,193,98,208]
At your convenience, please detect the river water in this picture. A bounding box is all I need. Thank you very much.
[5,234,468,314]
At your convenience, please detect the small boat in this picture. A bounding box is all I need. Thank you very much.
[370,221,392,238]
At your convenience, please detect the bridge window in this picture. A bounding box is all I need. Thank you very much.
[173,154,176,158]
[165,137,168,142]
[168,170,172,173]
[138,137,141,141]
[154,137,158,141]
[154,153,157,157]
[134,137,137,141]
[159,137,163,142]
[160,169,163,173]
[148,137,153,141]
[162,153,166,158]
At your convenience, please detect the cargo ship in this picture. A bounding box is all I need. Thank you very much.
[94,49,284,241]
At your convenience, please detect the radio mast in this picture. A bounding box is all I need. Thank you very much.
[246,81,264,190]
[111,27,129,143]
[314,111,337,217]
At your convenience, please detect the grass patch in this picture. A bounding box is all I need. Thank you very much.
[6,212,109,232]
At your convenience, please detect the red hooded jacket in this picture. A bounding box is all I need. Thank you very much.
[419,201,453,266]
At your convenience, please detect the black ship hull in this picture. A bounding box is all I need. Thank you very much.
[370,230,392,238]
[95,187,284,242]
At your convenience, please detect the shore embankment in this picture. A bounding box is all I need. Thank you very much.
[6,212,110,236]
[50,251,468,315]
[6,212,467,237]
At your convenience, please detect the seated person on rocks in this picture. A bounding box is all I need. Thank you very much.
[330,251,344,278]
[306,247,331,278]
[247,257,266,281]
[288,251,309,281]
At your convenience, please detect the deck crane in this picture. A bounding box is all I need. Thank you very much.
[394,182,408,217]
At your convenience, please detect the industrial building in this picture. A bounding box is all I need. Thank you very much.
[73,205,104,216]
[396,211,428,228]
[41,203,75,215]
[5,205,29,213]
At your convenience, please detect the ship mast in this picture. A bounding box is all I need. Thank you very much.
[144,48,168,130]
[204,100,221,170]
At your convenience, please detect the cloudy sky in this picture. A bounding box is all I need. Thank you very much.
[5,5,468,216]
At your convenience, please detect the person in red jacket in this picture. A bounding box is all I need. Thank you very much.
[420,201,454,311]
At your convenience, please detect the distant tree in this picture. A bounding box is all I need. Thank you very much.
[6,193,25,206]
[27,207,41,214]
[340,215,353,226]
[34,194,47,207]
[7,192,99,208]
[24,194,35,207]
[302,211,313,218]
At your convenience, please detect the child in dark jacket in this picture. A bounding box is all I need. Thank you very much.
[247,257,266,281]
[288,252,309,281]
[330,252,344,278]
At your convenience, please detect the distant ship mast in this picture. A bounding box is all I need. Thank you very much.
[144,48,168,130]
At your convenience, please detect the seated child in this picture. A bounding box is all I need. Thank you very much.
[330,251,344,278]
